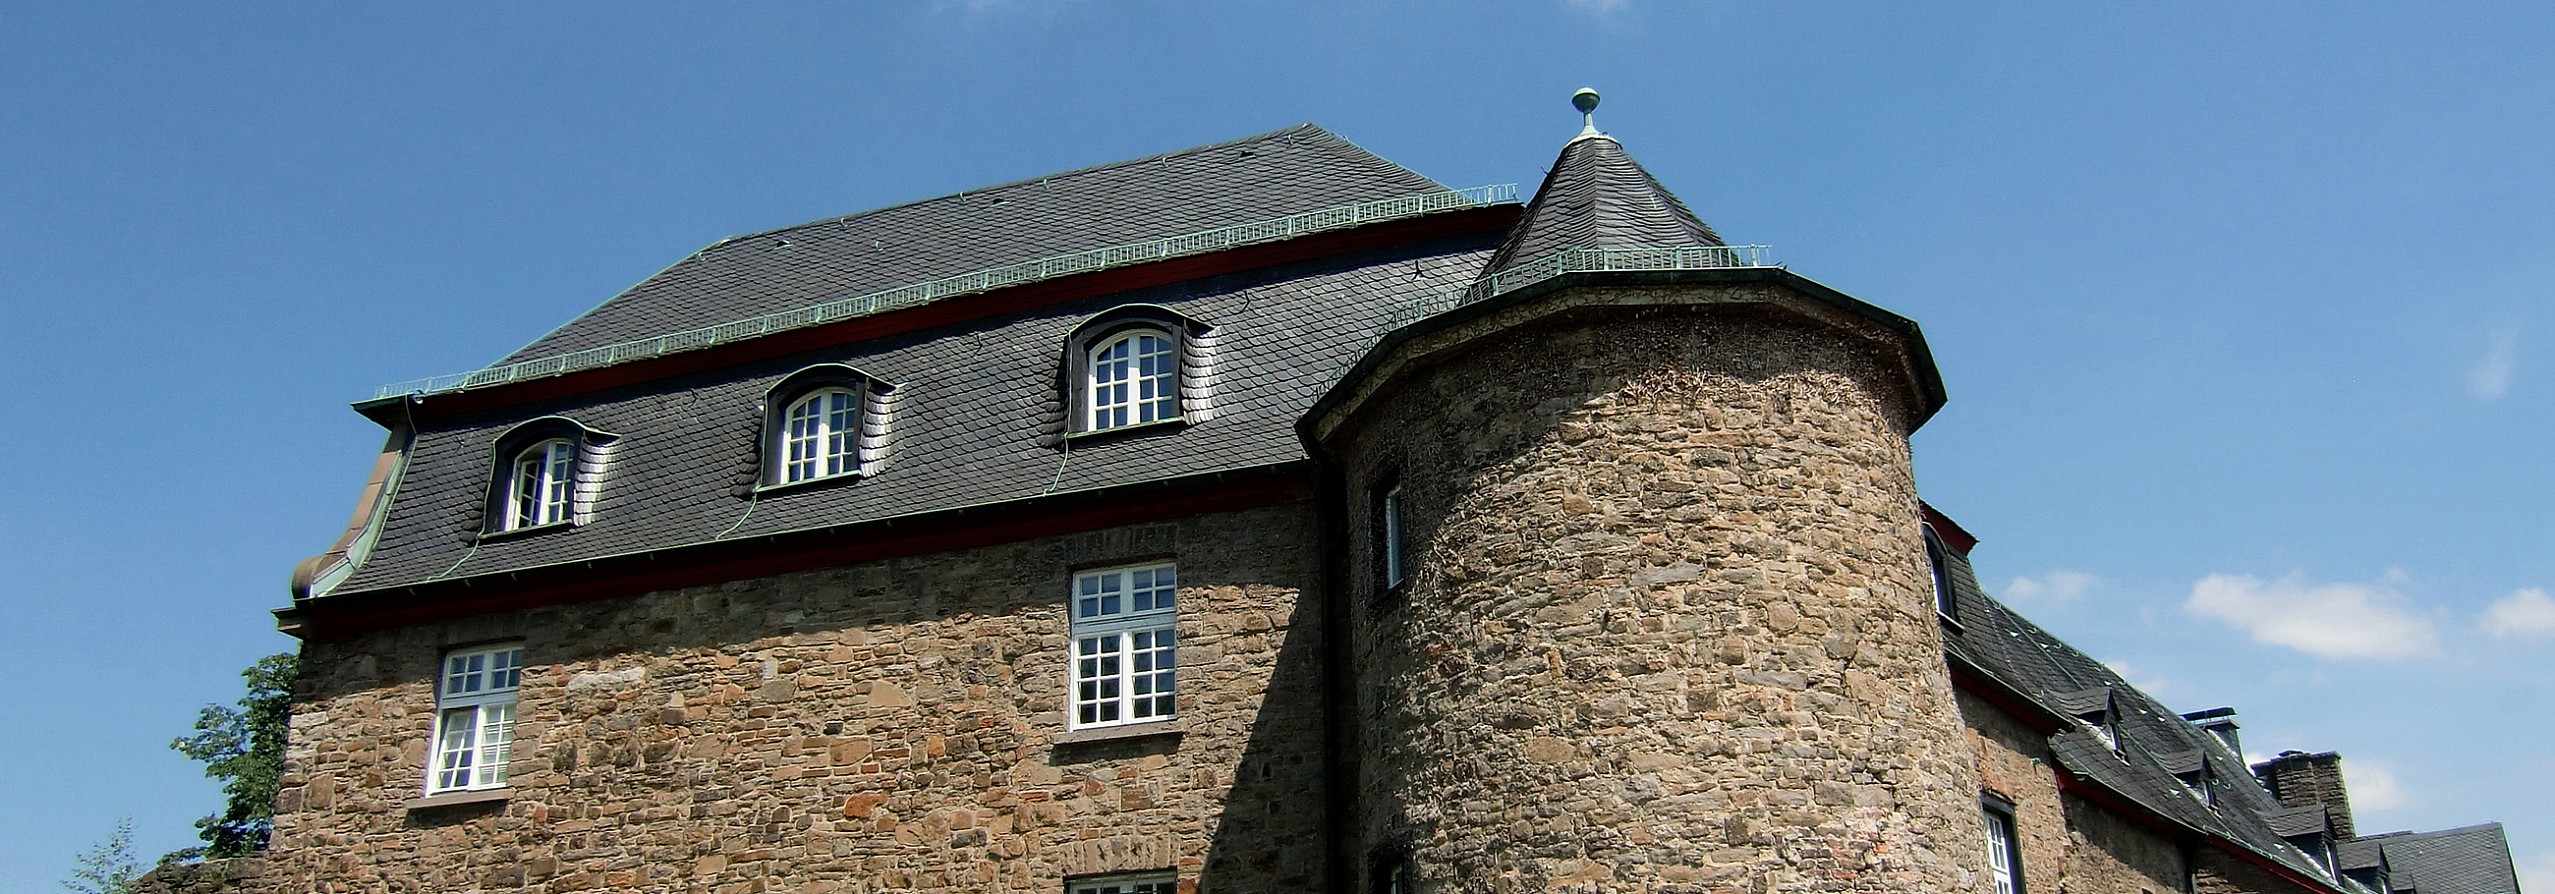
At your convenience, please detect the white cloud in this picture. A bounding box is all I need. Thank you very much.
[2006,569,2101,606]
[2102,660,2168,696]
[2344,759,2409,812]
[2469,326,2520,399]
[2480,587,2555,639]
[2183,572,2439,660]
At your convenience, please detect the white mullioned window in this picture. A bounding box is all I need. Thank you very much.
[506,439,575,530]
[1066,872,1176,894]
[1087,330,1177,431]
[1069,563,1177,729]
[429,644,523,793]
[1983,804,2023,894]
[781,387,863,483]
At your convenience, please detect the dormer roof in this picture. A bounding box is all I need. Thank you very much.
[1475,132,1725,284]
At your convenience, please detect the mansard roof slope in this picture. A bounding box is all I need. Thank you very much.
[1933,525,2350,886]
[503,124,1447,362]
[332,235,1497,599]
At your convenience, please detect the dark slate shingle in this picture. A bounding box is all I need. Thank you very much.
[500,125,1447,363]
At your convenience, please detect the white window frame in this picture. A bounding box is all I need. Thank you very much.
[1925,532,1957,620]
[780,387,863,483]
[428,644,523,794]
[1983,802,2023,894]
[1085,329,1178,431]
[2078,711,2118,751]
[504,439,575,530]
[1068,562,1178,730]
[1065,871,1176,894]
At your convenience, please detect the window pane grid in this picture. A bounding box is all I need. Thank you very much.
[783,388,861,483]
[507,440,574,529]
[431,645,523,794]
[1069,564,1177,729]
[1088,332,1175,430]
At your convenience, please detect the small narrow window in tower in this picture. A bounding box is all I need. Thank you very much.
[505,439,576,530]
[1983,800,2025,894]
[1926,531,1957,620]
[1087,329,1177,431]
[1371,848,1412,894]
[780,387,863,483]
[1065,872,1175,894]
[428,644,522,794]
[1379,482,1408,591]
[1069,563,1178,729]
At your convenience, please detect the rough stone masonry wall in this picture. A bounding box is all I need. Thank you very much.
[244,504,1326,894]
[1331,292,1983,894]
[1959,689,2191,894]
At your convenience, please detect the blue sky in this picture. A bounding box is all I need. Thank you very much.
[2,1,2548,889]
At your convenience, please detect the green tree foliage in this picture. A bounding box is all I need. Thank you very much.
[170,651,299,858]
[62,818,140,894]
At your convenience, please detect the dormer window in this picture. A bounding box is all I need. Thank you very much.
[1088,329,1177,431]
[482,418,614,536]
[781,387,863,483]
[759,365,892,489]
[1061,305,1213,439]
[2077,709,2118,752]
[505,439,576,530]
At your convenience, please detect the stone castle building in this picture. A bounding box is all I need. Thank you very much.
[156,95,2522,893]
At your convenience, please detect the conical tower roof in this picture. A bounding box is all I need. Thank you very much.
[1476,115,1725,283]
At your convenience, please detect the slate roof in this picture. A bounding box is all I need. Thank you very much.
[2341,824,2522,894]
[1933,530,2350,885]
[339,236,1498,594]
[501,124,1445,362]
[1476,131,1724,280]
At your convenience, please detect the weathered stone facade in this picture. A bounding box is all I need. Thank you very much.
[257,504,1326,893]
[1321,289,1980,893]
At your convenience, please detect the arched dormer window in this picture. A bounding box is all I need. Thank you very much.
[1088,329,1176,431]
[506,439,576,529]
[481,417,616,536]
[760,365,893,489]
[1062,305,1213,439]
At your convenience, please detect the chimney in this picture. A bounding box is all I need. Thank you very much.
[2181,707,2242,755]
[2251,750,2355,839]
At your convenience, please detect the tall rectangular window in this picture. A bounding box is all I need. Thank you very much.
[1983,801,2024,894]
[1379,483,1408,590]
[1927,532,1957,620]
[1070,563,1177,729]
[429,644,522,793]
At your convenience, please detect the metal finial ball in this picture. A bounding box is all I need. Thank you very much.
[1572,88,1601,114]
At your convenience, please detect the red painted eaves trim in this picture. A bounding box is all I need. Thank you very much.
[285,467,1312,641]
[1947,659,2064,735]
[386,206,1519,423]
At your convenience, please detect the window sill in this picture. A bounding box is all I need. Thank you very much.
[752,470,866,497]
[1064,418,1187,443]
[404,788,511,810]
[474,521,572,543]
[1054,718,1183,745]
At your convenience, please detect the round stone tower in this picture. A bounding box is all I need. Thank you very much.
[1306,96,1978,894]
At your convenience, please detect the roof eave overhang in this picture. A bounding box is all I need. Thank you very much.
[1302,267,1948,450]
